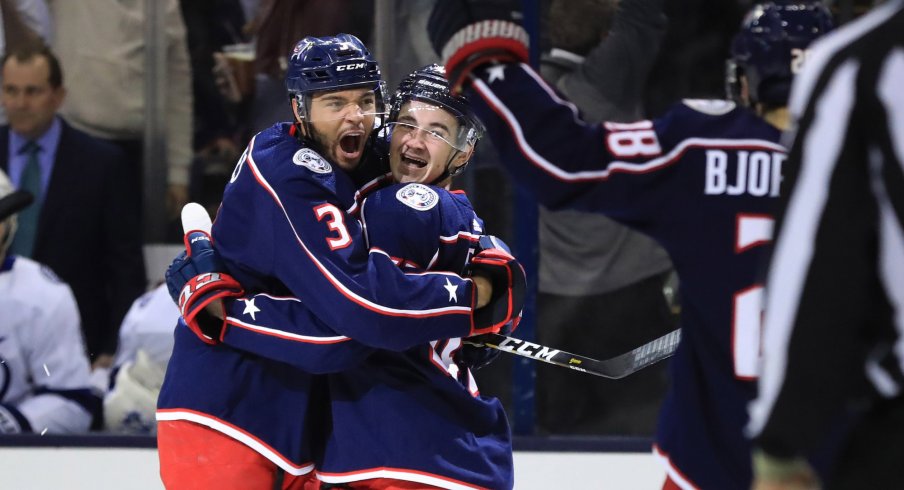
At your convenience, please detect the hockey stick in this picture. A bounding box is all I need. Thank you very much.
[464,328,681,379]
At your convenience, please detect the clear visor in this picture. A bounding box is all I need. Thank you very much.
[302,85,388,124]
[387,103,478,151]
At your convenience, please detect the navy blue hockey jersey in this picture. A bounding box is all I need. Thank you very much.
[467,63,785,490]
[202,183,514,489]
[157,123,483,475]
[318,183,512,489]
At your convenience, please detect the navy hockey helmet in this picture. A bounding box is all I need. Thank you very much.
[728,1,834,107]
[389,64,484,151]
[285,33,387,125]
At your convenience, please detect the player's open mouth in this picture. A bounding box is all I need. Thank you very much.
[338,132,363,158]
[401,153,427,168]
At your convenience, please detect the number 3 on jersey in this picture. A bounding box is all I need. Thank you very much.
[733,214,774,380]
[314,204,352,250]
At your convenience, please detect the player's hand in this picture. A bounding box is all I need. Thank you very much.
[165,203,244,345]
[459,314,520,370]
[467,235,526,336]
[427,0,529,92]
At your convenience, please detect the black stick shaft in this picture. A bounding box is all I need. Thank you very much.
[465,329,681,379]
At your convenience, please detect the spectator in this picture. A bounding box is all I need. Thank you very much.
[179,0,248,232]
[535,0,675,436]
[0,46,146,367]
[0,167,101,435]
[47,0,193,219]
[749,1,904,488]
[0,0,52,123]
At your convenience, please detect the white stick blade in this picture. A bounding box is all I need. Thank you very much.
[181,202,212,234]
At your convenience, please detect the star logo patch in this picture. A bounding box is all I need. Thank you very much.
[242,298,261,321]
[444,278,458,303]
[486,65,507,83]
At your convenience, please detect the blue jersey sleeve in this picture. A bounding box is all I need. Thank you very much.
[213,130,480,352]
[465,63,784,235]
[216,183,484,373]
[218,293,373,373]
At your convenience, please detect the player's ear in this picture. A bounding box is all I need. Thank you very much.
[452,145,475,169]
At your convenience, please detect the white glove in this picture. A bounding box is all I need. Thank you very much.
[103,350,165,435]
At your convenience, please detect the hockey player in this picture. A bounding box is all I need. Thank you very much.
[103,283,179,435]
[0,168,100,435]
[157,35,524,490]
[166,64,517,489]
[426,1,831,489]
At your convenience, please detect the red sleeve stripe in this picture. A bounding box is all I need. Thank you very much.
[244,151,471,318]
[439,230,481,244]
[473,63,785,183]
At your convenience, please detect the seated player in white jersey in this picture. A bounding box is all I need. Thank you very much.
[102,282,178,434]
[0,168,100,435]
[168,64,519,489]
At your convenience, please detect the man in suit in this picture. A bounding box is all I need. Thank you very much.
[0,45,146,368]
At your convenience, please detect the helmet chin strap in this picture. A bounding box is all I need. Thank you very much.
[428,149,468,188]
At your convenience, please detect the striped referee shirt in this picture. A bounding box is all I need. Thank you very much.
[748,0,904,458]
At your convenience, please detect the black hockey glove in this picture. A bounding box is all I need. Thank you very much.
[467,235,526,336]
[427,0,529,92]
[165,205,244,345]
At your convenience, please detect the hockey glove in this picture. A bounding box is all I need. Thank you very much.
[165,229,243,345]
[467,235,526,336]
[459,315,521,370]
[427,0,529,92]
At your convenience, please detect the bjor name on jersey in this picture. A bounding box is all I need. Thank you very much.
[705,149,785,197]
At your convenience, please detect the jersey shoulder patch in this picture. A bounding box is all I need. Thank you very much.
[682,99,737,116]
[395,183,439,211]
[292,148,333,174]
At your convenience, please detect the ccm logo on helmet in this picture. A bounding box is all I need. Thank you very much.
[336,62,366,71]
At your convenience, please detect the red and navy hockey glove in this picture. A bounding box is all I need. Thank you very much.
[467,235,526,336]
[459,315,521,371]
[165,229,243,345]
[427,0,529,92]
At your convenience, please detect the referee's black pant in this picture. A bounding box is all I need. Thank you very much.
[829,394,904,489]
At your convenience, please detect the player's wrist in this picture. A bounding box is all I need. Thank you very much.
[472,273,492,308]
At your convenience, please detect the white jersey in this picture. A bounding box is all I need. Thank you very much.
[113,283,179,369]
[104,283,178,434]
[0,256,97,433]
